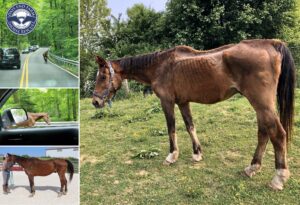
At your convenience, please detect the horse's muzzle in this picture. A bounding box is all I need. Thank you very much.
[92,98,105,108]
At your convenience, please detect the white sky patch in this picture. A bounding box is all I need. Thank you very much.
[107,0,167,20]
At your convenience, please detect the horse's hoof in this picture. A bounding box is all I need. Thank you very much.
[163,160,172,166]
[63,191,67,195]
[29,193,34,197]
[244,164,261,178]
[192,153,203,162]
[269,181,283,191]
[163,152,179,165]
[269,169,290,191]
[58,192,63,197]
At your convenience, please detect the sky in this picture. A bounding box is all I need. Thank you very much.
[107,0,168,19]
[0,147,46,157]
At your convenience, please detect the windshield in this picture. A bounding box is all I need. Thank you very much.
[4,49,19,55]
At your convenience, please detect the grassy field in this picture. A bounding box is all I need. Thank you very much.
[80,90,300,205]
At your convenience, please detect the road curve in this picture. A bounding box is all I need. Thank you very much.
[0,47,78,88]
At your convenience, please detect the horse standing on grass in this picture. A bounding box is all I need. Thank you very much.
[5,153,74,197]
[92,39,295,190]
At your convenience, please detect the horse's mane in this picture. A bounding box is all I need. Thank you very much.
[14,155,37,161]
[118,44,235,72]
[119,49,171,72]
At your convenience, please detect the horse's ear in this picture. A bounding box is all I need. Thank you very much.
[7,153,11,156]
[96,56,107,67]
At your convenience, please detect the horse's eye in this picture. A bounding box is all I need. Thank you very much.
[102,76,106,80]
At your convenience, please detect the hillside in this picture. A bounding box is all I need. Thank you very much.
[80,89,300,204]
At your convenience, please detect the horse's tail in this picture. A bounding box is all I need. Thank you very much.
[65,159,74,182]
[274,41,296,145]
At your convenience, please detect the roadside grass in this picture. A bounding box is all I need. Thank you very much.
[80,89,300,205]
[48,56,79,77]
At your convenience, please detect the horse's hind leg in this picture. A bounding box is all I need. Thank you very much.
[178,103,202,162]
[57,171,68,196]
[245,101,289,190]
[244,109,272,177]
[63,175,67,195]
[269,117,290,190]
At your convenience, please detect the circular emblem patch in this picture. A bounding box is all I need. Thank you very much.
[6,3,38,35]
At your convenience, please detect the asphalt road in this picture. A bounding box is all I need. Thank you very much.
[0,48,78,88]
[0,172,79,205]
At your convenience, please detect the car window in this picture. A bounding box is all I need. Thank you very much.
[0,89,79,129]
[4,49,18,55]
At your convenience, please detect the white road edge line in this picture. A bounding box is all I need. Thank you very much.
[47,58,79,79]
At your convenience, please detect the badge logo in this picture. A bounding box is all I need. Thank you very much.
[6,3,38,35]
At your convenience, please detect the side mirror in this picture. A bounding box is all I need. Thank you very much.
[1,108,28,128]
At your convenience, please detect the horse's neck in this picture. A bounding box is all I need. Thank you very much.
[122,68,153,84]
[29,113,44,118]
[15,156,28,168]
[115,51,168,84]
[28,113,47,121]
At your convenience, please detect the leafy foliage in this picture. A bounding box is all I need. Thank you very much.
[165,0,295,49]
[0,0,78,59]
[132,148,160,159]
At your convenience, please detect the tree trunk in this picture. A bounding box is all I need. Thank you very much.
[67,90,71,121]
[71,90,77,121]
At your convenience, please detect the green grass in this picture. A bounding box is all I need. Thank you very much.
[80,90,300,205]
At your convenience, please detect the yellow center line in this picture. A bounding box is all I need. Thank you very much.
[19,54,30,88]
[19,56,27,88]
[25,55,29,87]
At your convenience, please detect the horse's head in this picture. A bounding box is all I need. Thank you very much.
[4,153,16,164]
[92,56,121,108]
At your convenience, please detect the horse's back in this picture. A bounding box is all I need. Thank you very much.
[168,39,281,104]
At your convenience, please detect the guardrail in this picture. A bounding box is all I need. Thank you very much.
[48,51,79,77]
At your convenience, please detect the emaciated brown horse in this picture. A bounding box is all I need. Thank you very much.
[16,112,51,127]
[92,39,295,190]
[5,153,74,197]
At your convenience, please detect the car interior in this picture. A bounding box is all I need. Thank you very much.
[0,89,79,145]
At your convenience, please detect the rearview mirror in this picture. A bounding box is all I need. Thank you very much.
[1,108,28,128]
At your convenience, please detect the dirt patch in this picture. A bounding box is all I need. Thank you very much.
[80,154,100,164]
[136,170,149,176]
[124,160,133,165]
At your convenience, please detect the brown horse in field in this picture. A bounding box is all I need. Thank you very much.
[92,39,295,190]
[5,153,74,197]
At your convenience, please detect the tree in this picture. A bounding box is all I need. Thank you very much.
[0,0,78,59]
[164,0,295,49]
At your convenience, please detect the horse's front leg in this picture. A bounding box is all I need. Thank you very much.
[178,103,202,162]
[160,99,178,165]
[28,175,35,197]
